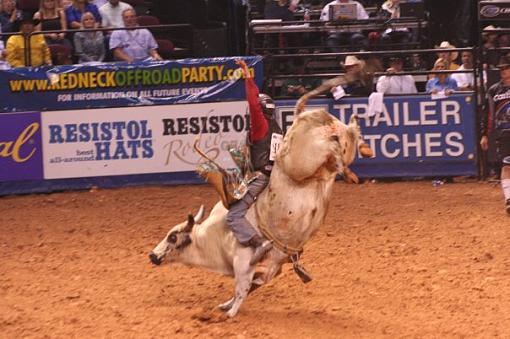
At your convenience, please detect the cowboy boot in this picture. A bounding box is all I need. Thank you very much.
[249,235,273,266]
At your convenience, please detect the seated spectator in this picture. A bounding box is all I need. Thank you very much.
[451,51,474,91]
[0,39,10,69]
[34,0,71,47]
[376,56,417,94]
[281,58,321,97]
[0,0,19,34]
[99,0,132,30]
[320,0,369,51]
[426,58,458,95]
[73,11,105,63]
[65,0,101,29]
[378,0,412,45]
[6,15,52,67]
[435,41,460,70]
[109,8,162,62]
[332,55,372,96]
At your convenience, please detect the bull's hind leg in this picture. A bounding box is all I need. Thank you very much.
[225,252,256,317]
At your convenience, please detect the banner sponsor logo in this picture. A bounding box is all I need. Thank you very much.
[276,94,477,176]
[0,57,263,112]
[0,112,43,181]
[42,101,248,179]
[480,5,500,17]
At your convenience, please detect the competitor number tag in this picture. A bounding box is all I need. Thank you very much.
[270,133,283,161]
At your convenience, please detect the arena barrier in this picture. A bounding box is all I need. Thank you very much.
[0,58,477,195]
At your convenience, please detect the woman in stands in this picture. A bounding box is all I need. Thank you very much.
[73,11,104,63]
[33,0,71,47]
[426,57,458,95]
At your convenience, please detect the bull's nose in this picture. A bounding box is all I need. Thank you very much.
[149,252,162,265]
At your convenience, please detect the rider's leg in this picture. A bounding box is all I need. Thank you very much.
[226,173,272,264]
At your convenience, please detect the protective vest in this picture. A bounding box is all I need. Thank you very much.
[248,118,283,175]
[482,82,510,137]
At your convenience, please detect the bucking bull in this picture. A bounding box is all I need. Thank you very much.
[149,70,375,317]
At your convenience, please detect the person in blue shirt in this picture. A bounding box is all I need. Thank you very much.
[65,0,101,29]
[426,57,458,95]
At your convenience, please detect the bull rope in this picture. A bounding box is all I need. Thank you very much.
[255,207,303,257]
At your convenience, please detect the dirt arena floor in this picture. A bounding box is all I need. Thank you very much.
[1,180,510,338]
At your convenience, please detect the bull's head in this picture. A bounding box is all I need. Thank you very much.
[149,205,205,265]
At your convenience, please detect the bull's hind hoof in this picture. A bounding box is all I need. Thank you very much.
[218,297,234,311]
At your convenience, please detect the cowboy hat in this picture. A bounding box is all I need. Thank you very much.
[342,55,361,67]
[497,55,510,69]
[435,41,458,62]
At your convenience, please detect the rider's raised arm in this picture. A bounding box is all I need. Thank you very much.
[236,59,268,142]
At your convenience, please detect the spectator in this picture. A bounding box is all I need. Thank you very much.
[451,51,474,91]
[480,55,510,214]
[319,0,369,51]
[482,25,500,67]
[34,0,71,47]
[435,41,460,70]
[409,53,427,71]
[99,0,132,29]
[73,11,105,62]
[378,0,412,45]
[109,8,162,62]
[332,55,372,96]
[376,56,417,94]
[0,0,20,33]
[65,0,101,29]
[6,15,52,67]
[426,58,458,95]
[281,58,321,97]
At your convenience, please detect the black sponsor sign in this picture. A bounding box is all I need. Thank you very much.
[479,1,510,20]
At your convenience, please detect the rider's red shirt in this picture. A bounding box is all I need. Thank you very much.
[245,77,269,142]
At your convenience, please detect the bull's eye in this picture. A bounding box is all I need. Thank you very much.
[330,135,339,143]
[167,233,177,243]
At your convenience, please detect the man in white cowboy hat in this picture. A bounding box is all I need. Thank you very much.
[480,55,510,214]
[335,55,372,96]
[435,41,460,70]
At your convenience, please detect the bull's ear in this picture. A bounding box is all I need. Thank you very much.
[183,214,195,233]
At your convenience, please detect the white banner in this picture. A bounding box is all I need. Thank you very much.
[42,101,249,179]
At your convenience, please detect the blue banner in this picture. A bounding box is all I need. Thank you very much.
[275,93,478,177]
[0,56,264,112]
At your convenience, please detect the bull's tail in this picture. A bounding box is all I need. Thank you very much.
[294,73,357,116]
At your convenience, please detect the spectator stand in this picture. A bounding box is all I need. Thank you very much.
[263,47,478,101]
[248,16,428,56]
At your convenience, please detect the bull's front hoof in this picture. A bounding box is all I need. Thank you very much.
[149,252,162,265]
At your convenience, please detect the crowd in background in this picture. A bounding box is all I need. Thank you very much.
[0,0,162,68]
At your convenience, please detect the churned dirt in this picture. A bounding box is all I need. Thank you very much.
[1,180,510,338]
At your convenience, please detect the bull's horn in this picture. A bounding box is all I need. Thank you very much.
[183,214,195,233]
[194,205,205,223]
